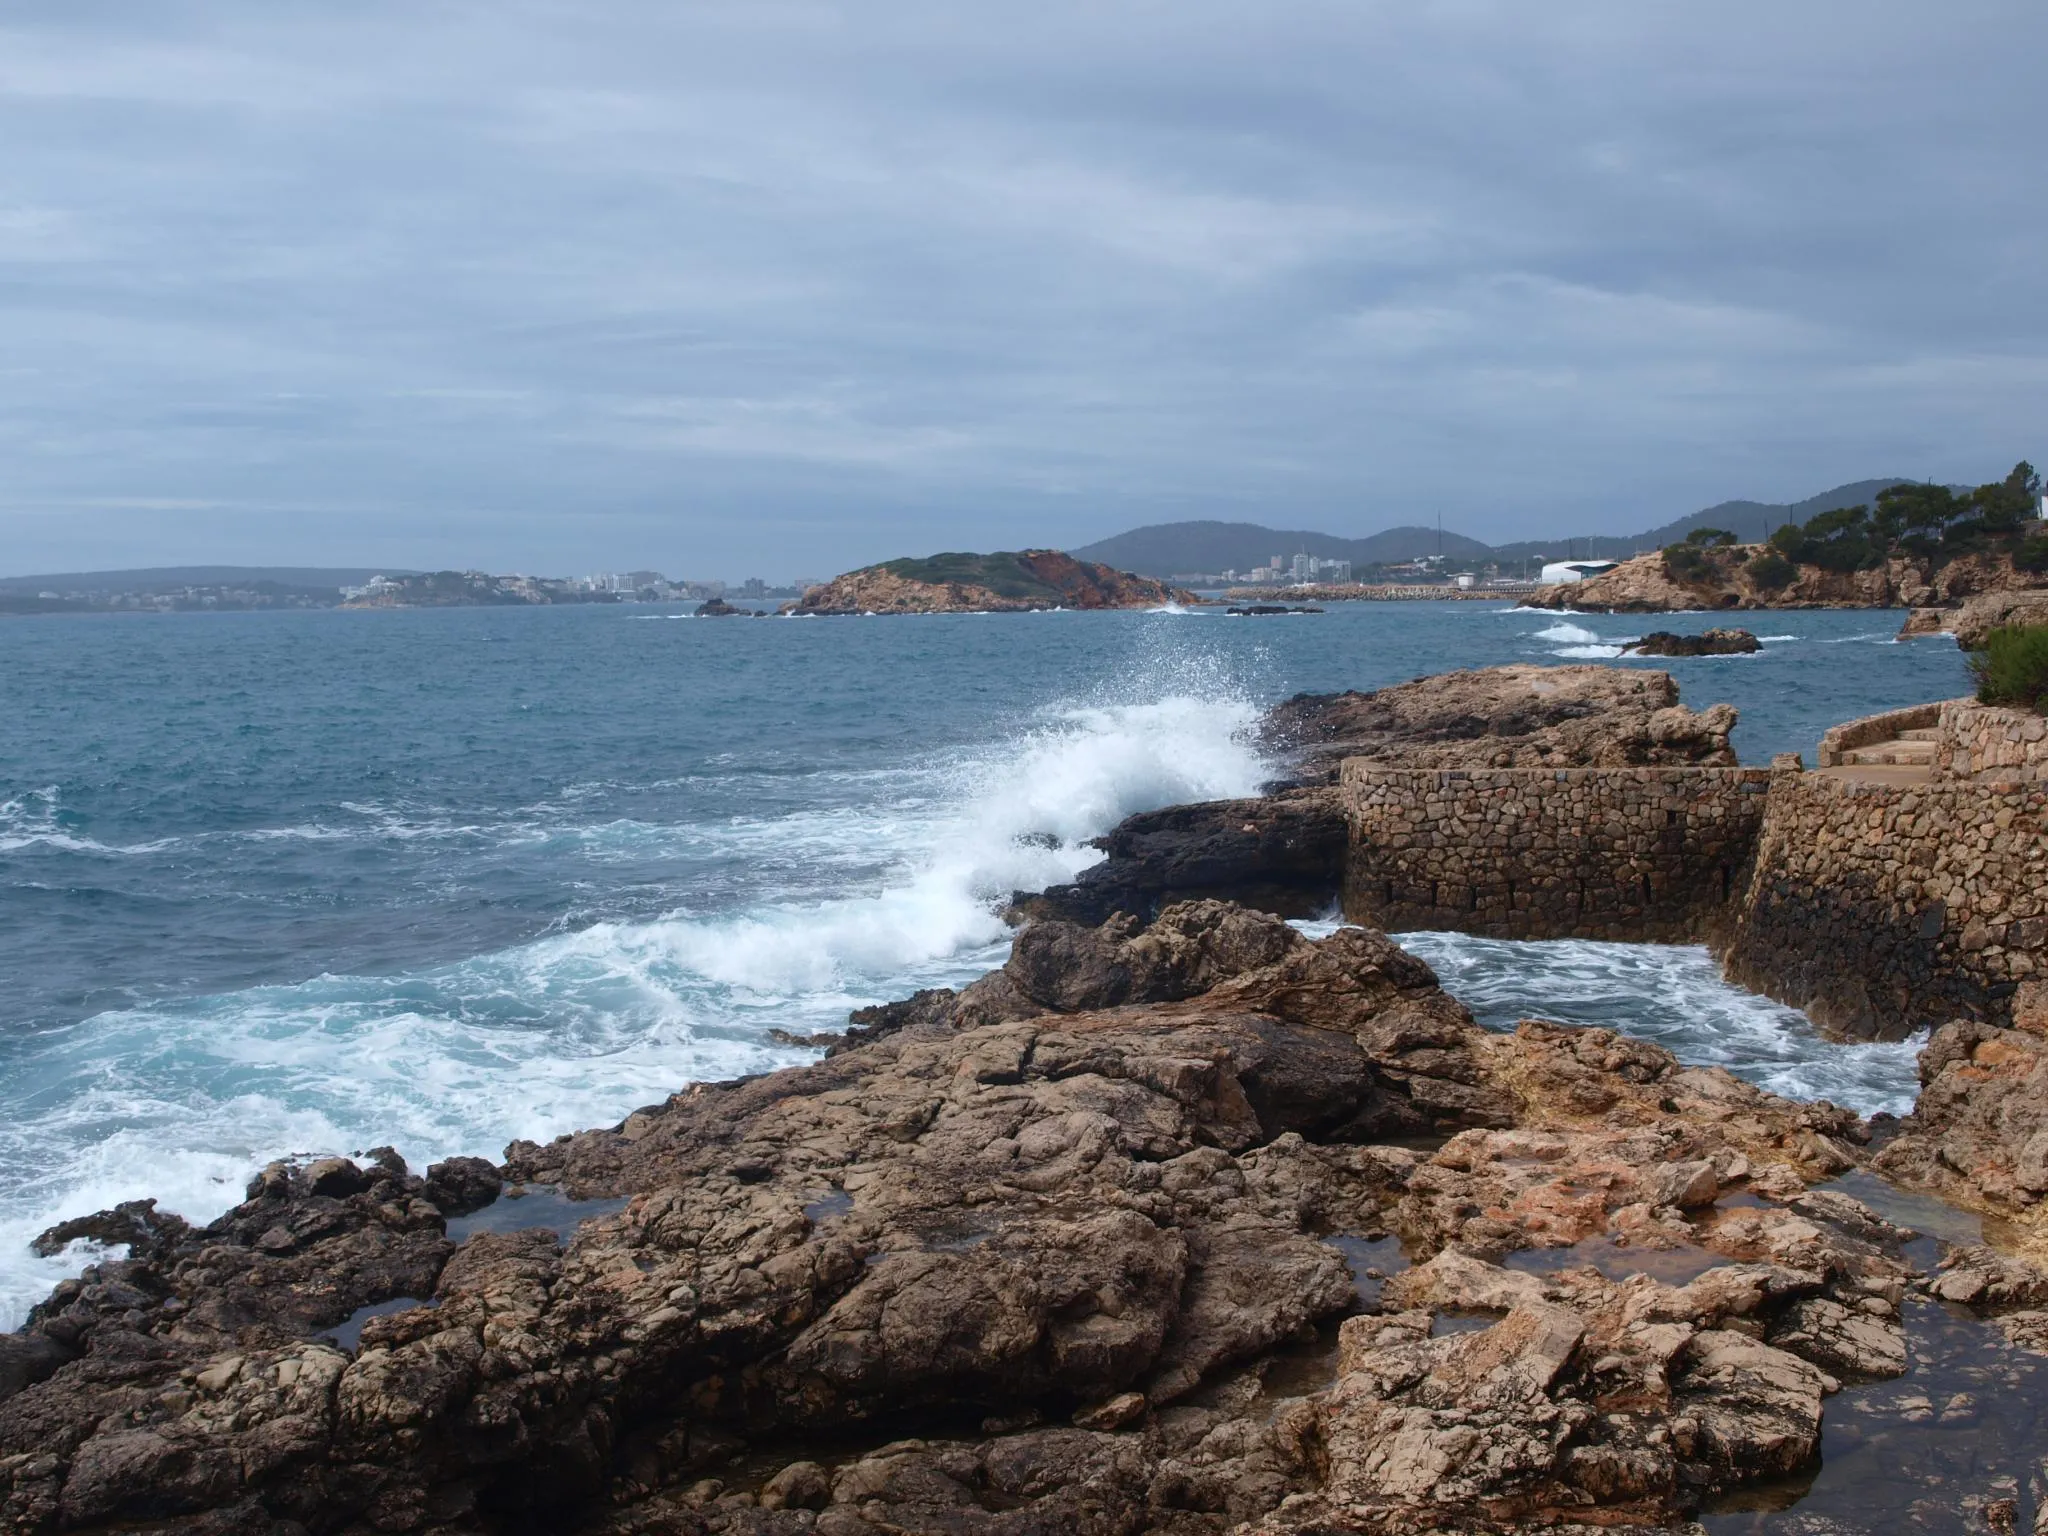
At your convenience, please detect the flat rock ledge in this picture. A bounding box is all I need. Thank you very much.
[2,898,1979,1536]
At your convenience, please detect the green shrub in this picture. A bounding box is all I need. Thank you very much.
[1662,542,1710,582]
[2016,534,2048,574]
[1748,551,1796,591]
[1969,625,2048,713]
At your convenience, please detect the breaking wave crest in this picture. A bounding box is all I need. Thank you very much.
[0,685,1270,1327]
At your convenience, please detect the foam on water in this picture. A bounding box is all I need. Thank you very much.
[1533,622,1601,644]
[1388,931,1923,1115]
[0,686,1269,1327]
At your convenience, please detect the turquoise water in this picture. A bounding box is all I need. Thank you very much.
[0,601,1968,1322]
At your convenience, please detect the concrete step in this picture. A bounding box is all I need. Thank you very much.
[1843,739,1935,766]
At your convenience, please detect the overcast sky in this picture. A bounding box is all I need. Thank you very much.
[2,1,2043,580]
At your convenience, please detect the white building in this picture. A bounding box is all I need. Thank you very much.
[1538,560,1621,584]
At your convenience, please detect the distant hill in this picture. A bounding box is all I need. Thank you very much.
[1487,480,1920,565]
[0,565,412,593]
[1070,521,1491,578]
[1074,481,1925,577]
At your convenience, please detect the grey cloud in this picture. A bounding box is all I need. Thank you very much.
[0,0,2042,578]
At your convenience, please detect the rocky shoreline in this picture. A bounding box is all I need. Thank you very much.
[1526,547,2048,615]
[6,668,2048,1535]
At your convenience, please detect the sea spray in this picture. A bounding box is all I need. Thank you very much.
[0,682,1269,1328]
[1391,931,1922,1115]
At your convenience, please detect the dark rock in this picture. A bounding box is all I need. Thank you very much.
[423,1155,504,1217]
[31,1199,189,1260]
[1011,789,1348,925]
[0,1331,75,1404]
[1624,627,1762,657]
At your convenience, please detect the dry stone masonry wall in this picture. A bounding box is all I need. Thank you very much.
[1338,723,2048,1042]
[1721,766,2048,1040]
[1340,764,1773,941]
[1936,700,2048,784]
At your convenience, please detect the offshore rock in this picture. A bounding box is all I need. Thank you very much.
[0,894,1920,1536]
[1623,628,1761,657]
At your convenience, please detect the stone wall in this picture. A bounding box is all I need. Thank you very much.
[1935,700,2048,783]
[1720,766,2048,1040]
[1340,764,1773,941]
[1815,701,1944,767]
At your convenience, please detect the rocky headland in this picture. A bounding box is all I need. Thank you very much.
[789,553,1191,616]
[7,666,2048,1536]
[1527,547,2048,615]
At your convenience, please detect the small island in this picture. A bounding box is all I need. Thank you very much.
[787,549,1193,615]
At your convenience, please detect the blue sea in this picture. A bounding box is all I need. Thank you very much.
[0,601,1969,1324]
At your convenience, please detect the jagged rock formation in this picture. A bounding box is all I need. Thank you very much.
[1623,628,1760,657]
[1260,666,1738,784]
[1900,588,2048,647]
[1527,548,2048,614]
[788,552,1193,615]
[1874,990,2048,1244]
[0,899,1938,1536]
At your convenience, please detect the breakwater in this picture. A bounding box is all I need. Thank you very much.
[1340,699,2048,1040]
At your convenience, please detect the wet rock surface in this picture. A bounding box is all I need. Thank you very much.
[1874,1013,2048,1238]
[12,889,2025,1536]
[1625,629,1762,658]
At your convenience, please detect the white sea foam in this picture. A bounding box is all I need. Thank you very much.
[1552,644,1629,659]
[0,686,1270,1327]
[1386,931,1923,1115]
[1533,622,1601,643]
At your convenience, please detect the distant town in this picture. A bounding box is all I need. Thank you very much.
[1173,551,1555,591]
[0,569,824,616]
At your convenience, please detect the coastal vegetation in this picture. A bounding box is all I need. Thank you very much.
[1541,458,2047,613]
[1970,624,2048,713]
[1660,461,2042,585]
[791,549,1190,614]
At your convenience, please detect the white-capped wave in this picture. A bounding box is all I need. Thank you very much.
[1553,644,1629,659]
[0,684,1270,1328]
[1533,622,1601,643]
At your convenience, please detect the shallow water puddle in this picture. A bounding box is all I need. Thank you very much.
[1702,1172,2042,1533]
[1504,1232,1727,1287]
[1322,1232,1408,1309]
[321,1294,438,1351]
[445,1184,631,1243]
